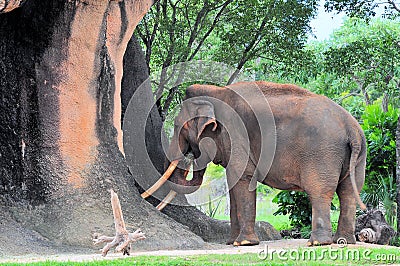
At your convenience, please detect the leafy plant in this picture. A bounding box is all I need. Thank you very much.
[360,102,398,214]
[272,191,339,229]
[361,102,399,176]
[205,163,225,180]
[272,191,312,228]
[361,172,397,227]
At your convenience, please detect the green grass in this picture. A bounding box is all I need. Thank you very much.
[2,247,399,266]
[213,189,292,230]
[212,189,341,232]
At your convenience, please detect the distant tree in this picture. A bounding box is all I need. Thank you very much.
[322,18,400,107]
[325,0,400,18]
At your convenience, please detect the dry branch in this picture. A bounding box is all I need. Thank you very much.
[0,0,26,13]
[93,190,145,256]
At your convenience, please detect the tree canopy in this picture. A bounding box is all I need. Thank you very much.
[137,0,318,119]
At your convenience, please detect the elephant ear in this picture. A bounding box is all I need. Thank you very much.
[192,100,217,140]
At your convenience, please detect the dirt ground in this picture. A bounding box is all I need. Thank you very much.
[1,239,399,264]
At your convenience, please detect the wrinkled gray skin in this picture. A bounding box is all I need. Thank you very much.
[165,81,366,246]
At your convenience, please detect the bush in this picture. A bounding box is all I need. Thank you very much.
[272,190,339,229]
[272,191,312,228]
[361,102,399,179]
[360,102,398,220]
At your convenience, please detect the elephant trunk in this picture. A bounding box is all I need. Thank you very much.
[167,165,205,194]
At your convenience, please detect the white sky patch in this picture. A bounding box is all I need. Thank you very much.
[309,1,344,41]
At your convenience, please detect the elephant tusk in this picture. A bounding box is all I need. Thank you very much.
[155,163,191,210]
[156,190,178,211]
[141,160,179,199]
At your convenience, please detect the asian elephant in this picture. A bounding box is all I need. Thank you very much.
[142,81,366,247]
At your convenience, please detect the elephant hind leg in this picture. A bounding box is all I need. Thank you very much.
[303,169,337,246]
[333,176,360,244]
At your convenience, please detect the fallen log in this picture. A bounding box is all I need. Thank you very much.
[355,209,396,245]
[93,189,145,256]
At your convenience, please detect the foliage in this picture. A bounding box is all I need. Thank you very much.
[272,191,340,229]
[198,195,222,218]
[360,102,398,225]
[324,0,400,19]
[256,183,272,196]
[362,102,399,177]
[299,225,312,238]
[272,191,312,228]
[390,235,400,247]
[137,0,318,119]
[204,163,225,180]
[322,18,400,105]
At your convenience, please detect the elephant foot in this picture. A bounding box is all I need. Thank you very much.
[333,233,356,245]
[232,233,259,246]
[306,233,332,246]
[226,238,235,245]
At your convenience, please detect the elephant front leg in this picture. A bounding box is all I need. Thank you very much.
[230,176,259,246]
[226,190,240,245]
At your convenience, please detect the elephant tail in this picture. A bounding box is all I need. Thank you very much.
[349,130,367,211]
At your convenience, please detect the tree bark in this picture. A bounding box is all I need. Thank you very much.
[396,116,400,234]
[0,0,204,251]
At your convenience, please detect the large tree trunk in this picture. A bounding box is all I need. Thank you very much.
[0,0,204,252]
[396,116,400,235]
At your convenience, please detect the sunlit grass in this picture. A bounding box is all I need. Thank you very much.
[2,247,399,266]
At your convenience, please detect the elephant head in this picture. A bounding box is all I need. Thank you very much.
[141,98,220,208]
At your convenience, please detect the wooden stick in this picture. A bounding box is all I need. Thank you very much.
[93,190,145,256]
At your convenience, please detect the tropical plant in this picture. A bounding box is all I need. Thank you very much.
[361,102,398,227]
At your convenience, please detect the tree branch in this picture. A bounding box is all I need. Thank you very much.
[0,0,26,13]
[388,0,400,13]
[185,2,210,54]
[227,16,269,84]
[188,0,233,61]
[338,92,362,103]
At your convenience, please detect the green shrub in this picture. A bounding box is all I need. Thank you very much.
[272,191,312,228]
[361,102,398,176]
[272,190,339,229]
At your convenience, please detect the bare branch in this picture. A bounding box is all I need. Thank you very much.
[188,0,233,61]
[227,16,269,84]
[93,190,145,257]
[0,0,26,13]
[387,0,400,13]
